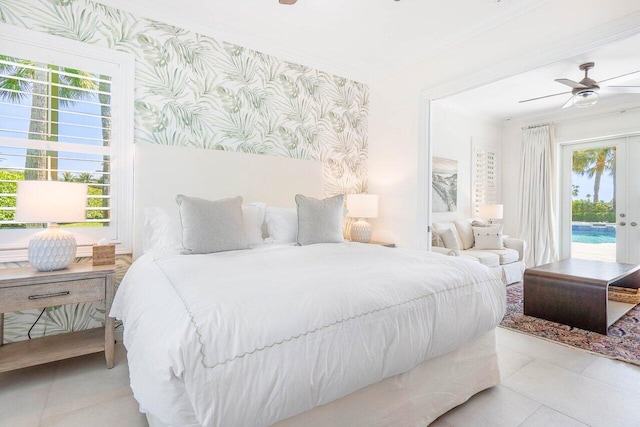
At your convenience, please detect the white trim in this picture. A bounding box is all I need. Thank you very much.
[100,0,547,84]
[418,13,640,250]
[435,99,503,128]
[417,98,431,251]
[420,12,640,101]
[369,0,550,83]
[0,25,135,260]
[558,137,624,260]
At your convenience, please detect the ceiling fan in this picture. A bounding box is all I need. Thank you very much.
[519,62,640,109]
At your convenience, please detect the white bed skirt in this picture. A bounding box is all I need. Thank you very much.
[146,329,500,427]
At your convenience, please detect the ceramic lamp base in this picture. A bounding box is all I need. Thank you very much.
[350,219,372,243]
[28,223,77,271]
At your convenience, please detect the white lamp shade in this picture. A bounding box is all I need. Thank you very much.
[347,194,379,218]
[478,204,503,220]
[15,181,88,223]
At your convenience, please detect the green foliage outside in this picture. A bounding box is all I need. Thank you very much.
[0,170,24,228]
[572,199,615,223]
[572,147,615,224]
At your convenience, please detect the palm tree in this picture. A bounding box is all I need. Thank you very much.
[0,55,98,181]
[572,148,615,204]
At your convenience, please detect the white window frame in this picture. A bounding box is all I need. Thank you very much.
[0,24,134,261]
[471,138,500,218]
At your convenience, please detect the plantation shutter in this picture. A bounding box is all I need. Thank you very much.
[0,55,112,228]
[472,140,500,217]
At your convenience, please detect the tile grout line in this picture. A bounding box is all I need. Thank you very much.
[501,358,640,426]
[497,349,535,382]
[514,404,543,427]
[515,405,594,427]
[38,361,60,427]
[577,355,599,374]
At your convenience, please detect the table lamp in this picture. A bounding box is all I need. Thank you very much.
[15,181,88,271]
[347,194,378,243]
[478,204,503,225]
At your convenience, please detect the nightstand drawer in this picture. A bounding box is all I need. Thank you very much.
[0,278,105,312]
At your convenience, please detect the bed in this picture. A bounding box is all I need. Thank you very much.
[112,142,505,426]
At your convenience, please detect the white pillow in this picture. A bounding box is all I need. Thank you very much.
[265,207,298,243]
[472,225,504,250]
[143,202,266,253]
[453,219,474,250]
[432,222,463,250]
[143,207,183,253]
[439,227,461,250]
[242,202,266,246]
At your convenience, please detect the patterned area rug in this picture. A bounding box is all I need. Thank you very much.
[500,283,640,366]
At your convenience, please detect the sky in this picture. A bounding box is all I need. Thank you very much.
[0,93,105,175]
[572,172,614,203]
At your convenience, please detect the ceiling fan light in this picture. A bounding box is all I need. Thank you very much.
[573,90,599,108]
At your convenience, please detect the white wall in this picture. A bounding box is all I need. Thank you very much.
[501,107,640,238]
[430,104,502,223]
[367,0,640,249]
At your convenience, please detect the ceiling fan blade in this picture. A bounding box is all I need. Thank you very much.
[279,0,297,4]
[601,86,640,94]
[555,78,588,89]
[519,90,571,104]
[599,70,640,85]
[561,96,574,109]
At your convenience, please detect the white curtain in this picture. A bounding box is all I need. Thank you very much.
[517,125,558,267]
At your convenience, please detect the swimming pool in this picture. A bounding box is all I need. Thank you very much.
[572,223,616,244]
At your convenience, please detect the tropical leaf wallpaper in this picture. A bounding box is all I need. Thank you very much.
[0,0,369,342]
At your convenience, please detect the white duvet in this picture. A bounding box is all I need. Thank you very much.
[111,243,505,427]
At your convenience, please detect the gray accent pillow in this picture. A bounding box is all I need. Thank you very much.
[295,194,344,245]
[176,195,248,254]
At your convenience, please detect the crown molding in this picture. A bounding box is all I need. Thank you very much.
[366,0,550,82]
[97,0,371,83]
[98,0,550,84]
[421,11,640,101]
[433,99,503,127]
[505,98,640,129]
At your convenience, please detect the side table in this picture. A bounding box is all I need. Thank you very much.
[0,263,115,372]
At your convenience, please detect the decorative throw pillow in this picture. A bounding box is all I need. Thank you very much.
[265,207,298,243]
[454,219,474,250]
[176,195,248,254]
[295,194,344,246]
[472,225,504,250]
[431,230,444,248]
[439,227,461,250]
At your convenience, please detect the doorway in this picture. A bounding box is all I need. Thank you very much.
[561,136,640,263]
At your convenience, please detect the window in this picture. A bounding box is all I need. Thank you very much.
[471,139,500,217]
[0,26,133,260]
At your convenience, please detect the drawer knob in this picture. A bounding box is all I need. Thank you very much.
[28,291,70,300]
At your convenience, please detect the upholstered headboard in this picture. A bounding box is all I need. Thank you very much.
[133,142,324,258]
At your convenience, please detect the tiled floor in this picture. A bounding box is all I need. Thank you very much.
[1,327,639,427]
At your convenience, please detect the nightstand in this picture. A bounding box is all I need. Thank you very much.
[0,263,115,373]
[368,241,396,248]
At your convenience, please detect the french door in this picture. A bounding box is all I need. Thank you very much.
[561,135,640,264]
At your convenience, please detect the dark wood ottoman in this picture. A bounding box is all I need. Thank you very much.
[523,259,640,335]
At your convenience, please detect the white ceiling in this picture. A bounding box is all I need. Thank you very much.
[100,0,547,83]
[441,33,640,123]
